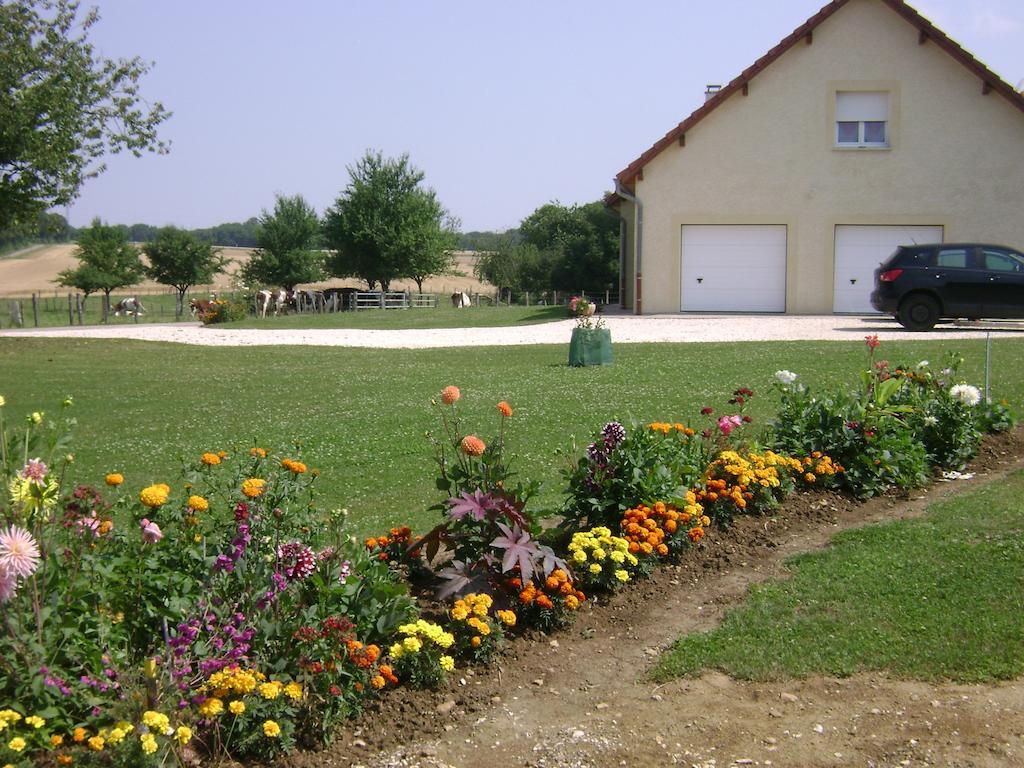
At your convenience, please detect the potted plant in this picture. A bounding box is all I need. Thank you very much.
[568,297,612,366]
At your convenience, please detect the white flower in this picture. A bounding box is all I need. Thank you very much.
[923,415,939,427]
[775,370,798,385]
[916,360,929,370]
[949,383,981,406]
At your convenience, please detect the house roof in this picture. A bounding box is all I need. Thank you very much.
[608,0,1024,204]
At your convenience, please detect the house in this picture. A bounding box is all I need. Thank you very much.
[608,0,1024,315]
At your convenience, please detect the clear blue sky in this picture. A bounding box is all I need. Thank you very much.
[66,0,1023,232]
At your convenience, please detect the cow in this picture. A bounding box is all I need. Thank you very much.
[256,288,293,318]
[294,289,326,313]
[451,291,471,308]
[189,298,216,318]
[323,287,358,311]
[112,297,145,317]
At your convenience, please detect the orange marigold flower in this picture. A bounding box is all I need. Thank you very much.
[188,495,209,512]
[139,483,170,508]
[105,472,124,486]
[354,682,364,692]
[496,401,513,418]
[564,595,579,610]
[441,386,461,405]
[688,526,705,542]
[535,594,554,610]
[73,727,87,742]
[371,675,386,690]
[471,636,482,648]
[241,478,266,498]
[656,543,669,556]
[460,435,486,456]
[201,452,221,466]
[545,575,559,591]
[250,447,267,458]
[57,756,73,766]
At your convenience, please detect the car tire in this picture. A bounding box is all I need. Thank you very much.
[897,294,940,331]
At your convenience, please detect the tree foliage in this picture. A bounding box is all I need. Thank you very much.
[474,242,555,295]
[520,201,619,292]
[0,0,170,230]
[323,151,457,292]
[143,227,228,317]
[56,218,145,304]
[241,194,324,291]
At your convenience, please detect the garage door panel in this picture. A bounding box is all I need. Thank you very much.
[833,225,943,313]
[681,225,786,312]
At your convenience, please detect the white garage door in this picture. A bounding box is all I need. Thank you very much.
[833,225,943,313]
[680,225,787,312]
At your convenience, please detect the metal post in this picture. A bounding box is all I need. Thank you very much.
[984,331,992,402]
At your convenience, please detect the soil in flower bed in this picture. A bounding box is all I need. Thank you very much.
[280,429,1024,768]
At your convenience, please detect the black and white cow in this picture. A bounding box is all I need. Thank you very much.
[112,297,145,317]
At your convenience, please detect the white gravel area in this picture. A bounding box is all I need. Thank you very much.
[2,313,1023,348]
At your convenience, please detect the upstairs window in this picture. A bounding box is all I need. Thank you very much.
[836,91,889,147]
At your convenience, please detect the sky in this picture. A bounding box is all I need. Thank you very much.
[65,0,1024,233]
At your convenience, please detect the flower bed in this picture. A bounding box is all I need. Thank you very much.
[0,338,1016,766]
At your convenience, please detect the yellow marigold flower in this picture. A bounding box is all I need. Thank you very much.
[0,710,22,724]
[187,495,209,511]
[198,697,224,717]
[609,550,626,563]
[258,681,282,700]
[262,720,281,738]
[140,733,157,754]
[804,472,816,483]
[241,478,266,498]
[439,655,455,672]
[440,386,461,405]
[371,675,386,690]
[496,609,517,626]
[451,604,469,621]
[615,569,630,582]
[176,726,192,745]
[460,435,486,457]
[389,642,404,659]
[589,563,602,574]
[105,472,124,486]
[284,681,302,701]
[142,711,170,732]
[229,700,245,715]
[87,735,105,751]
[200,452,221,466]
[403,636,422,653]
[592,547,606,561]
[107,728,126,745]
[24,715,44,728]
[572,549,587,563]
[8,737,27,752]
[565,595,580,610]
[139,483,170,508]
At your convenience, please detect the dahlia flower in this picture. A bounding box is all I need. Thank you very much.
[949,383,981,406]
[0,525,41,578]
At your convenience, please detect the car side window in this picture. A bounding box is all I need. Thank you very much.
[935,248,968,268]
[982,249,1022,272]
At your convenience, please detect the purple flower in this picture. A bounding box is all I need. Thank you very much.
[277,541,317,581]
[601,421,626,449]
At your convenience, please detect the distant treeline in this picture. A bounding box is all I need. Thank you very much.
[2,211,518,255]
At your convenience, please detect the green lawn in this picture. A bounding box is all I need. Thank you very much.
[1,337,1021,538]
[654,469,1024,683]
[1,290,197,328]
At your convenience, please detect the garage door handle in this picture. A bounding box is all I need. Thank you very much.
[849,278,857,285]
[697,277,703,284]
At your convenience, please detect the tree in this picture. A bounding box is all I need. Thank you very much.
[143,227,229,318]
[519,200,619,292]
[323,151,456,292]
[241,194,324,291]
[56,218,145,316]
[474,242,555,296]
[0,0,170,230]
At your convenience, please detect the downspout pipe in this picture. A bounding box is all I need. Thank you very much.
[614,179,642,315]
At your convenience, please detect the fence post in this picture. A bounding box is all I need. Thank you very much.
[554,290,559,305]
[525,291,530,307]
[11,300,23,328]
[605,289,610,305]
[76,294,83,325]
[67,293,73,325]
[32,294,39,327]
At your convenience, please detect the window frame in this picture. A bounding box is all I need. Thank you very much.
[828,84,898,151]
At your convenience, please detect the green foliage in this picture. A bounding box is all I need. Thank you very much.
[56,219,145,302]
[560,420,710,533]
[474,242,556,295]
[198,298,249,325]
[457,229,520,251]
[0,0,169,230]
[323,151,457,291]
[242,194,324,290]
[519,200,619,292]
[654,469,1024,683]
[143,227,228,316]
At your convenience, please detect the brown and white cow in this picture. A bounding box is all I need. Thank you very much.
[256,289,293,318]
[451,291,471,308]
[112,297,145,317]
[189,298,216,318]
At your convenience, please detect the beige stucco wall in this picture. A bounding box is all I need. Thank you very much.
[628,0,1024,314]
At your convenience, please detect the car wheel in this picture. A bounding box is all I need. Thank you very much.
[897,294,940,331]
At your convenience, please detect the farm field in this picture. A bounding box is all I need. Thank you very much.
[2,335,1021,537]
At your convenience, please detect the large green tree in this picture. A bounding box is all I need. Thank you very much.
[519,201,619,293]
[143,227,228,318]
[0,0,170,230]
[56,218,145,314]
[323,151,456,292]
[241,194,324,291]
[474,242,555,296]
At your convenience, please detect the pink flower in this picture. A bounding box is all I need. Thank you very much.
[19,458,48,485]
[717,415,743,436]
[0,525,41,578]
[140,518,163,544]
[865,334,880,350]
[0,566,19,603]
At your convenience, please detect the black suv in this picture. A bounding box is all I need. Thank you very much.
[870,243,1024,330]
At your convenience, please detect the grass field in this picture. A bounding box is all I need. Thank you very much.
[1,336,1021,537]
[654,469,1024,683]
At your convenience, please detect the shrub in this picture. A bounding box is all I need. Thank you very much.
[199,298,248,324]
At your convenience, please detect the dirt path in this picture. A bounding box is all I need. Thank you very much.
[280,430,1024,768]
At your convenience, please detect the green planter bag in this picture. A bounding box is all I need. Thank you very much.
[568,327,613,366]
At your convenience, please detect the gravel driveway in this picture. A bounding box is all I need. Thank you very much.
[2,312,1023,348]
